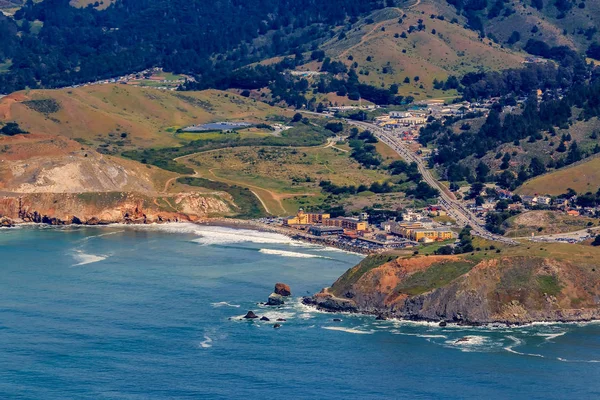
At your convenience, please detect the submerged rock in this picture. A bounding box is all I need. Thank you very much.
[266,293,284,306]
[243,311,259,319]
[260,316,270,321]
[273,323,281,329]
[332,318,342,322]
[439,321,448,327]
[274,283,292,297]
[375,314,387,321]
[276,318,286,322]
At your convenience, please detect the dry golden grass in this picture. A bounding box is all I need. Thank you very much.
[0,85,287,150]
[517,157,600,196]
[319,1,524,99]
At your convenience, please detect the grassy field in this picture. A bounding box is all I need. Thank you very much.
[503,211,598,238]
[184,144,392,215]
[517,157,600,196]
[0,85,288,150]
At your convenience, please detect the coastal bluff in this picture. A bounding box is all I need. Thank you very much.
[303,248,600,325]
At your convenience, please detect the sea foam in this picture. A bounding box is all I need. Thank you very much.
[258,249,329,258]
[322,326,373,335]
[71,250,107,266]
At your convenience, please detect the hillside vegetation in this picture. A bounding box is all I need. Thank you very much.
[318,1,525,99]
[0,85,284,150]
[309,242,600,324]
[518,156,600,195]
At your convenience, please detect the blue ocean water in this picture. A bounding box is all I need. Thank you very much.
[1,224,600,399]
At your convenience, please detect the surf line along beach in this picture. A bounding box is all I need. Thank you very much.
[195,218,376,255]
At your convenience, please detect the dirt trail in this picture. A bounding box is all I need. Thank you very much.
[339,0,420,59]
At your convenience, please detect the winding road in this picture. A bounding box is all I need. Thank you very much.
[345,119,518,245]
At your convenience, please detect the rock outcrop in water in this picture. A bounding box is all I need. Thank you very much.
[274,283,291,297]
[303,249,600,325]
[266,293,284,306]
[266,283,291,306]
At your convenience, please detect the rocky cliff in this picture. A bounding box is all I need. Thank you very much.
[0,191,232,225]
[304,249,600,325]
[0,133,233,224]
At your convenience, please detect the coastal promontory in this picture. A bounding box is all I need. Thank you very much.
[304,244,600,325]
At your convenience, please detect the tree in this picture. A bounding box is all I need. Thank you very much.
[476,161,490,182]
[592,235,600,246]
[0,122,27,136]
[496,199,509,211]
[292,113,303,123]
[529,157,546,177]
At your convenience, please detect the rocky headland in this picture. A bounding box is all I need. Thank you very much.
[303,249,600,326]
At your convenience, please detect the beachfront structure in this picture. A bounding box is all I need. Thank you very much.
[308,226,344,236]
[284,210,330,226]
[390,222,453,242]
[324,217,368,232]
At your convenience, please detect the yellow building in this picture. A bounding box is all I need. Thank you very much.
[284,210,330,226]
[324,217,368,232]
[410,229,454,242]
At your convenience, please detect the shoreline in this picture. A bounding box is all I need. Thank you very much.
[0,216,372,255]
[301,298,600,328]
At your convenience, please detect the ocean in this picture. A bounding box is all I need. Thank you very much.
[1,224,599,399]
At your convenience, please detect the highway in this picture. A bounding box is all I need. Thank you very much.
[345,119,519,245]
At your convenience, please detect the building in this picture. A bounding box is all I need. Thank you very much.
[324,217,368,232]
[390,222,453,242]
[410,228,454,242]
[308,226,344,236]
[284,210,330,226]
[567,209,580,217]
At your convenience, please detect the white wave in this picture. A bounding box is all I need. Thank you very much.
[191,226,296,246]
[258,248,330,259]
[259,310,296,321]
[79,230,124,242]
[446,335,492,352]
[322,326,373,334]
[536,332,566,341]
[71,250,107,266]
[199,336,213,348]
[557,357,600,363]
[211,301,240,308]
[394,332,447,338]
[504,336,544,358]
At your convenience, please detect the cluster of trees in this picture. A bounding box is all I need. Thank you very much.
[458,58,588,101]
[421,61,600,188]
[387,160,421,181]
[436,226,474,255]
[183,56,412,109]
[319,180,397,195]
[0,0,387,93]
[348,129,382,168]
[0,122,27,136]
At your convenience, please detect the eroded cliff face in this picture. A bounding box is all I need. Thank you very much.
[0,192,232,225]
[0,133,235,224]
[305,253,600,325]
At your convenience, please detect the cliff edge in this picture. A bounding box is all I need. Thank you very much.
[305,246,600,325]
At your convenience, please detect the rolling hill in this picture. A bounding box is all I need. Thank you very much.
[517,156,600,195]
[0,85,287,150]
[314,1,526,99]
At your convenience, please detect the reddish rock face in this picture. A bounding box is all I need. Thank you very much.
[274,283,291,297]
